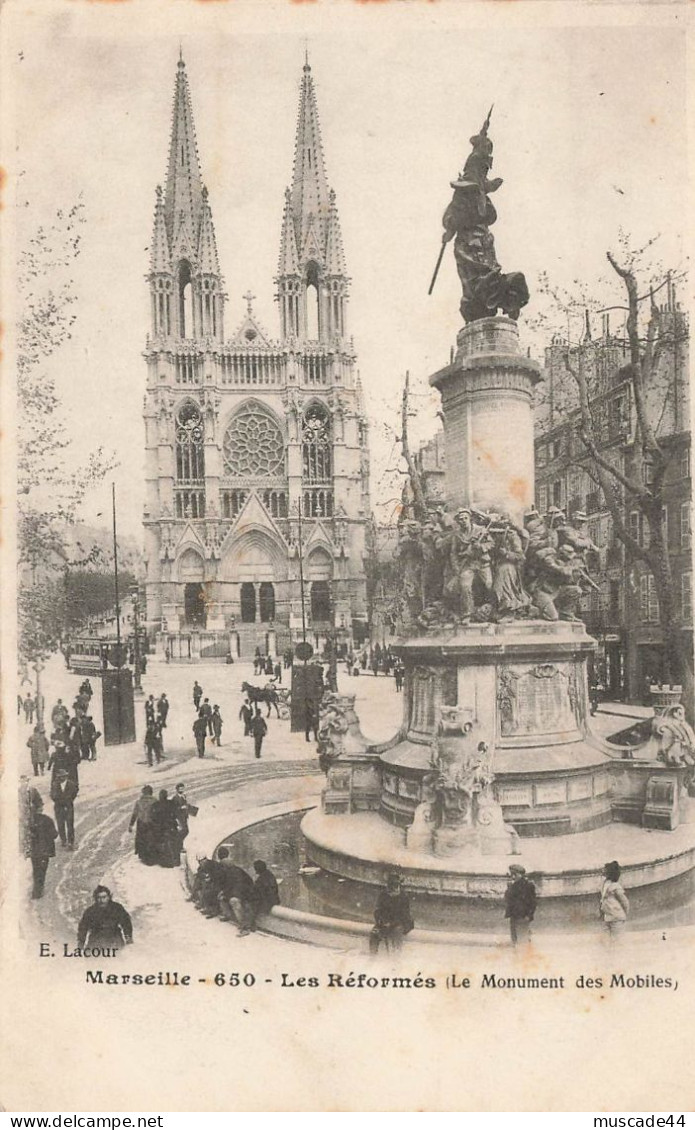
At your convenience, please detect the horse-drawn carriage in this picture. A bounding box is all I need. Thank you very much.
[241,681,291,720]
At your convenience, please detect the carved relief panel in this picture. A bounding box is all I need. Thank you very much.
[497,662,579,740]
[407,665,458,742]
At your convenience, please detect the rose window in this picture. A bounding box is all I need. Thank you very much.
[223,405,285,478]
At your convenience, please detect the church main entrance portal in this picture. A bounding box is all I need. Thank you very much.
[184,583,207,628]
[240,583,256,623]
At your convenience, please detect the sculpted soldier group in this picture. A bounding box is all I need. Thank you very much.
[396,503,599,629]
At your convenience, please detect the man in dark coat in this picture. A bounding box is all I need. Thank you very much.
[193,714,207,758]
[27,724,49,776]
[157,693,169,727]
[304,701,319,744]
[369,872,414,954]
[248,859,280,931]
[50,768,78,849]
[250,709,268,759]
[192,857,227,916]
[77,886,133,950]
[215,849,255,934]
[29,800,58,899]
[211,705,223,746]
[171,782,197,847]
[199,697,213,736]
[51,699,69,730]
[192,681,203,710]
[20,775,43,858]
[48,739,80,790]
[81,716,100,762]
[504,864,537,945]
[145,695,156,727]
[239,699,252,736]
[144,720,163,767]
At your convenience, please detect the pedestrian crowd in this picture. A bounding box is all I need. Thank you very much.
[191,680,224,758]
[144,691,170,767]
[129,780,198,868]
[21,679,103,893]
[344,644,404,689]
[238,697,269,758]
[367,858,631,954]
[191,853,280,936]
[252,649,284,684]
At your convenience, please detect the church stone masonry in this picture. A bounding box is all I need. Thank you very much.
[143,56,370,658]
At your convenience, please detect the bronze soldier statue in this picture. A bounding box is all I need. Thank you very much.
[432,109,529,324]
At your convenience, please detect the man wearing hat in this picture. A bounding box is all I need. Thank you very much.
[50,767,79,849]
[504,864,537,946]
[28,798,58,899]
[369,873,415,954]
[558,511,599,563]
[530,543,584,622]
[47,736,80,790]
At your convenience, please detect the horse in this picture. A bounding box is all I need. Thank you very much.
[241,682,280,718]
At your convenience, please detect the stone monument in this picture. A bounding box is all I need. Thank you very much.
[301,115,694,918]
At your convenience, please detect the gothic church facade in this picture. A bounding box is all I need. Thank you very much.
[143,57,371,657]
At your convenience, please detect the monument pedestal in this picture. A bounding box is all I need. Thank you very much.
[430,317,541,524]
[379,620,610,838]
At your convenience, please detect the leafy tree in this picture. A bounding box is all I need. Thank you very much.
[17,200,117,695]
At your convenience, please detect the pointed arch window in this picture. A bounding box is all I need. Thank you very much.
[176,402,205,482]
[302,405,332,484]
[306,261,321,340]
[178,260,193,338]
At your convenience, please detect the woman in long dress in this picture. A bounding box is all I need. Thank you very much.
[150,788,181,868]
[128,785,156,865]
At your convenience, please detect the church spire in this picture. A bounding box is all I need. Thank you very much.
[164,54,204,256]
[149,56,223,343]
[289,57,331,256]
[277,58,350,343]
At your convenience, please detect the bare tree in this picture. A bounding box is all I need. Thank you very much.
[538,246,691,708]
[400,370,428,521]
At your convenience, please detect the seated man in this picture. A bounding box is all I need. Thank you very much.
[215,848,255,936]
[248,859,280,931]
[369,872,414,954]
[192,857,227,916]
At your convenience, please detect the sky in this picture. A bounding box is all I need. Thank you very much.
[3,0,688,540]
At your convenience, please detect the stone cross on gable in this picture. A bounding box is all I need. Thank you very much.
[243,290,256,314]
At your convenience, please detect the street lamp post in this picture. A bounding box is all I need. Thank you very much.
[130,584,144,697]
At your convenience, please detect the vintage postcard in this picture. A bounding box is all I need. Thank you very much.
[1,0,693,1113]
